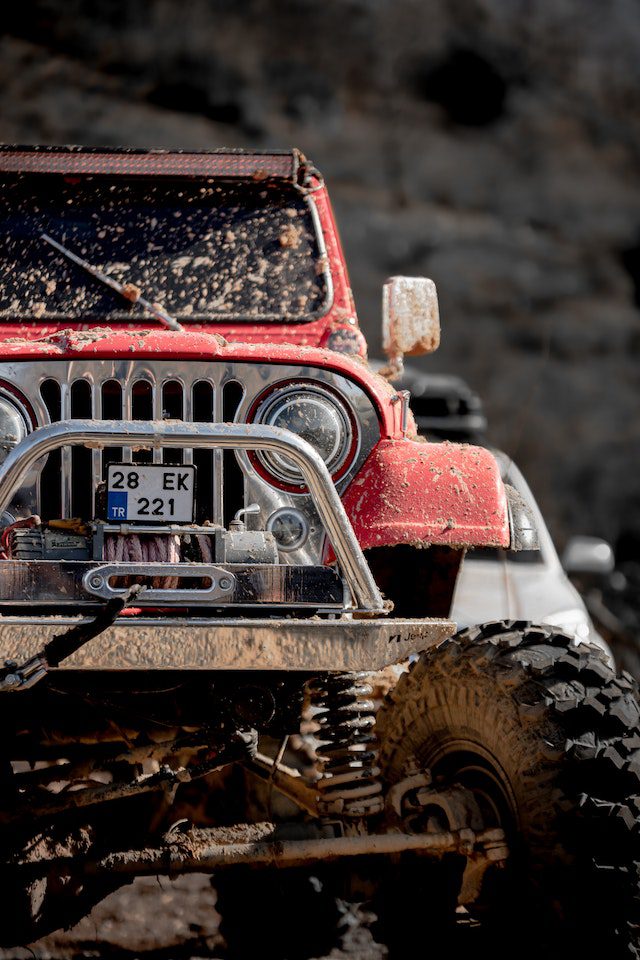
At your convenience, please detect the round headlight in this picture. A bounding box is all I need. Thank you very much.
[267,507,309,551]
[254,384,354,485]
[0,394,28,464]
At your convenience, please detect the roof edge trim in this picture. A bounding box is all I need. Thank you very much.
[0,146,300,180]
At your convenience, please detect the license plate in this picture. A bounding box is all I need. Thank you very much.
[106,465,195,523]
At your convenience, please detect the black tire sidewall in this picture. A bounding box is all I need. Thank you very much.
[376,623,640,943]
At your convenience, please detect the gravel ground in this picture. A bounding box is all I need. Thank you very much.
[0,873,564,960]
[0,876,387,960]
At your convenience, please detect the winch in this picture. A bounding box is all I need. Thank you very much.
[7,509,279,566]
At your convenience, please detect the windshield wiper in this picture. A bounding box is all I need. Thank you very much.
[40,232,183,332]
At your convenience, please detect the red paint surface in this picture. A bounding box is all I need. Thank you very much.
[0,328,404,438]
[340,439,510,551]
[0,148,512,553]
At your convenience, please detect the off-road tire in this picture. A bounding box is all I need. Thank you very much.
[374,621,640,957]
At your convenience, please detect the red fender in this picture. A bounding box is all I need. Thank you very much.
[342,439,510,551]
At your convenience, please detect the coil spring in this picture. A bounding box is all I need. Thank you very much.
[307,672,383,817]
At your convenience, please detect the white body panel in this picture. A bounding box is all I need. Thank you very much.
[451,452,612,661]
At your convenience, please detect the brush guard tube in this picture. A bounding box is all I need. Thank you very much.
[0,420,384,613]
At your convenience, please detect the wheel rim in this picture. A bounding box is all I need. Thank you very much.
[422,737,518,834]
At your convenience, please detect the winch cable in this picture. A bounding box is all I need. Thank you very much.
[104,532,181,589]
[0,584,144,692]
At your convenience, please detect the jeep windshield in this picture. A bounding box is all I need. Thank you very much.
[0,176,330,323]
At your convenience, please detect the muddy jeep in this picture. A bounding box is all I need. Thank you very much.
[0,146,637,956]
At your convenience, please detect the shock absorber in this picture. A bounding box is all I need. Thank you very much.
[307,672,383,817]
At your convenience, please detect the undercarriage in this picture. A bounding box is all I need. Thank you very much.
[3,622,640,960]
[0,381,636,955]
[0,658,507,947]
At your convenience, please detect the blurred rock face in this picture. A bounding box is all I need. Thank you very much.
[2,0,640,544]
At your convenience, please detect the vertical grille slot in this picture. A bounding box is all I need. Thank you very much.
[192,380,214,524]
[131,380,153,465]
[70,380,92,519]
[39,379,61,520]
[101,380,123,481]
[162,380,184,465]
[223,380,245,526]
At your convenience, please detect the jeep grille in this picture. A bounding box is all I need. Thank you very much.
[38,371,244,525]
[0,358,380,567]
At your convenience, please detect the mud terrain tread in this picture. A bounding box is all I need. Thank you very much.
[379,621,640,766]
[375,621,640,955]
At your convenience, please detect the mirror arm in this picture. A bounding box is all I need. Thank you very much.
[378,355,405,381]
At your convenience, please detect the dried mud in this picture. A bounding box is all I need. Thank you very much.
[0,179,325,324]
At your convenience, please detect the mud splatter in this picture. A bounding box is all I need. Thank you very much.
[0,178,327,322]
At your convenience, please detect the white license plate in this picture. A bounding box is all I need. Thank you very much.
[106,465,195,523]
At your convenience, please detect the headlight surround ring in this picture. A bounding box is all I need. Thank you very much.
[0,389,31,465]
[266,507,310,551]
[248,381,358,490]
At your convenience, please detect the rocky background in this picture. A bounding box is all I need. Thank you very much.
[1,0,640,545]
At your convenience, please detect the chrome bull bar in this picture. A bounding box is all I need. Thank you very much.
[0,420,385,614]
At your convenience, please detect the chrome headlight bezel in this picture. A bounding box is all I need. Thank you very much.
[266,506,310,551]
[251,382,356,488]
[0,390,30,465]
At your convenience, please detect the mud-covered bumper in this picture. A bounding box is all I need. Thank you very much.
[0,419,386,614]
[0,616,455,672]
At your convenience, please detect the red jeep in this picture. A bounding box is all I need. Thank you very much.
[0,146,637,956]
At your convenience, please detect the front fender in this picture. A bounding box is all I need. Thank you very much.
[341,439,511,551]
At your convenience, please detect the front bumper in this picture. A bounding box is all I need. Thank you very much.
[0,418,385,613]
[0,615,454,671]
[0,421,457,672]
[0,559,345,609]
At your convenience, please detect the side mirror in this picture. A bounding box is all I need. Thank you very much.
[381,276,440,379]
[562,535,615,577]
